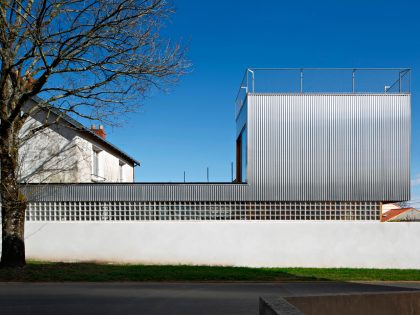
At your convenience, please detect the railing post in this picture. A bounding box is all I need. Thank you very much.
[352,69,355,93]
[246,68,249,91]
[248,69,255,93]
[300,69,303,93]
[399,71,402,93]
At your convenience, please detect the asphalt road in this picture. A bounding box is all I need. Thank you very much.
[0,281,419,315]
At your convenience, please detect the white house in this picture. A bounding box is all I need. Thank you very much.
[18,97,140,183]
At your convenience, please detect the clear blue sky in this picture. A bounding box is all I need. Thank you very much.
[103,0,419,198]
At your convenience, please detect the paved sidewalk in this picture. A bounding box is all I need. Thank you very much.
[0,281,418,315]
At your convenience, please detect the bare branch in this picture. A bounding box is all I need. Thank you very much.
[0,0,188,266]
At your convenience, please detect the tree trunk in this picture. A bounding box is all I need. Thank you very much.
[0,130,26,267]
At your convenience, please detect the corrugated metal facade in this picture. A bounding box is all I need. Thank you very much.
[25,93,410,202]
[25,183,248,202]
[247,94,411,201]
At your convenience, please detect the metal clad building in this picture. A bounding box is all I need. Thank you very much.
[246,93,411,201]
[24,68,411,221]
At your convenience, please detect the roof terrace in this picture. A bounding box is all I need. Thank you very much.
[235,68,411,116]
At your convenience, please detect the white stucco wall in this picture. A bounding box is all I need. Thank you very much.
[92,145,134,182]
[19,117,87,183]
[18,116,134,183]
[74,135,93,182]
[16,221,420,268]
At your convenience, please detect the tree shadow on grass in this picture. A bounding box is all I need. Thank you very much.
[2,263,419,283]
[0,262,326,282]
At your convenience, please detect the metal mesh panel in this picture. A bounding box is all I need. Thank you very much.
[26,201,380,221]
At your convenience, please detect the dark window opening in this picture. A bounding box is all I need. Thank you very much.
[236,127,247,183]
[236,137,242,182]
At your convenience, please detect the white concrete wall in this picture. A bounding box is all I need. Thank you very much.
[17,222,420,269]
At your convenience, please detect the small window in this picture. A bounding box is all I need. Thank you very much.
[92,148,100,176]
[119,161,125,182]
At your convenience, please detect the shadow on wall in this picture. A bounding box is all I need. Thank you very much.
[18,117,91,185]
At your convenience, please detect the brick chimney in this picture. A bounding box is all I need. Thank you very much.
[91,124,106,139]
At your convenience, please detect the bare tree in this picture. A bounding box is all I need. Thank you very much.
[0,0,187,267]
[395,201,410,209]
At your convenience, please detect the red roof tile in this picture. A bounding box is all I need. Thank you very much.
[381,208,415,222]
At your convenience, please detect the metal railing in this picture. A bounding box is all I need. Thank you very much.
[235,68,411,115]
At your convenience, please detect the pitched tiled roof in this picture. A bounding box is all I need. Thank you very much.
[381,208,415,222]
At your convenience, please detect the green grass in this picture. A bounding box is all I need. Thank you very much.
[0,262,419,282]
